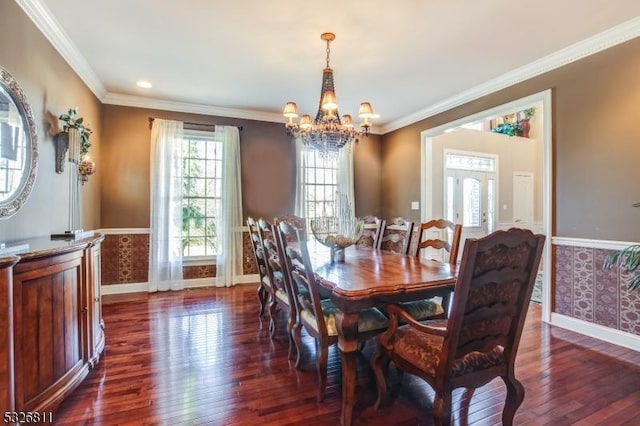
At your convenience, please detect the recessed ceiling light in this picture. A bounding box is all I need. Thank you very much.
[136,80,152,88]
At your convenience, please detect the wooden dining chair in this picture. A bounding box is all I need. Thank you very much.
[378,217,414,255]
[277,220,389,402]
[356,215,385,248]
[414,219,462,265]
[402,219,462,321]
[256,218,297,359]
[247,217,269,320]
[273,214,307,235]
[372,228,545,425]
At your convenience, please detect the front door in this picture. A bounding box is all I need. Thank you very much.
[444,152,497,262]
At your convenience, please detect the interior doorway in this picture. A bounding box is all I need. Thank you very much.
[420,90,552,322]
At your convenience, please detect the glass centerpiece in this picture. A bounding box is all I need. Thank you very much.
[310,192,363,263]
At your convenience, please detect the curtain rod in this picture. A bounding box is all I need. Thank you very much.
[148,117,243,131]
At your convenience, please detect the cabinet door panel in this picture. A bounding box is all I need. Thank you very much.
[14,253,86,411]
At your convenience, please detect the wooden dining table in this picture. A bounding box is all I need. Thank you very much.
[307,243,458,426]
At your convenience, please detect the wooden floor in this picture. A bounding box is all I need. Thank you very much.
[54,285,640,425]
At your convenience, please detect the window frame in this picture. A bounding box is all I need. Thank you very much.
[301,149,339,230]
[181,129,223,263]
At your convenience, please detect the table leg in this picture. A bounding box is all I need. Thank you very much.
[335,310,360,426]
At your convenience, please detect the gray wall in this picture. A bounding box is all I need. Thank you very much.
[382,37,640,242]
[0,1,101,243]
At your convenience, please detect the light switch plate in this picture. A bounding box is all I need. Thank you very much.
[411,201,420,210]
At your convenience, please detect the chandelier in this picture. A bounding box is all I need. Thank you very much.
[283,32,376,155]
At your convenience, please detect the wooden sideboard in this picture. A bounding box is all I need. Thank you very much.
[0,233,105,416]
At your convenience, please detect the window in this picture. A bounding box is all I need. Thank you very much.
[445,152,496,172]
[181,130,222,257]
[302,149,338,225]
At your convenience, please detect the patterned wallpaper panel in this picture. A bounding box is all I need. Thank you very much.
[101,231,257,285]
[554,244,640,336]
[101,234,150,285]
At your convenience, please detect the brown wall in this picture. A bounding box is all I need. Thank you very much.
[382,37,640,242]
[0,2,101,243]
[101,104,382,228]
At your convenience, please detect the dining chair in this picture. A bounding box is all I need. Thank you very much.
[371,228,545,426]
[414,219,462,265]
[277,220,389,402]
[246,217,269,320]
[256,218,297,359]
[401,219,462,321]
[356,215,385,248]
[378,217,414,255]
[273,214,307,235]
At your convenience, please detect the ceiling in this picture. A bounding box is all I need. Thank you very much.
[19,0,640,133]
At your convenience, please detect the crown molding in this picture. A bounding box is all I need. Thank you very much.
[102,92,385,133]
[18,0,640,133]
[381,16,640,134]
[16,0,107,100]
[102,93,286,124]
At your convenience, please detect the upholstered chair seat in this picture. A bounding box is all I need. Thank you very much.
[300,298,389,337]
[395,300,444,322]
[388,321,506,378]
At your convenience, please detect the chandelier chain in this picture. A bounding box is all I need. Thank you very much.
[326,39,331,68]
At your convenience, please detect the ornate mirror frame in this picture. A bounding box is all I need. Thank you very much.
[0,66,38,218]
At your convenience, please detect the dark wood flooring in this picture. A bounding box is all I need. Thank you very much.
[53,285,640,425]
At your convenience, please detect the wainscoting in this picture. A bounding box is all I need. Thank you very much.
[552,237,640,349]
[99,228,259,292]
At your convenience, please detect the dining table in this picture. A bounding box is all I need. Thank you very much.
[307,243,458,426]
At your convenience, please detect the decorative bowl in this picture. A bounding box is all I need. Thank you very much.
[310,217,364,262]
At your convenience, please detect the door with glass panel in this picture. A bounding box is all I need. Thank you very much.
[444,152,497,262]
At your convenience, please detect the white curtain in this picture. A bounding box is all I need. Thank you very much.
[293,137,307,217]
[149,119,184,292]
[215,126,243,287]
[336,145,355,215]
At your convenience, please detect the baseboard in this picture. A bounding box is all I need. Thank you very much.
[101,274,260,295]
[550,313,640,352]
[101,282,148,295]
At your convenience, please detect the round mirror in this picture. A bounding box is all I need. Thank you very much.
[0,66,38,218]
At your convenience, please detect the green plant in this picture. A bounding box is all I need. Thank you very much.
[491,121,522,137]
[603,245,640,291]
[522,107,536,119]
[59,108,92,155]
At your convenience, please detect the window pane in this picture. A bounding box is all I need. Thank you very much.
[487,178,495,233]
[446,153,495,172]
[181,133,223,257]
[446,176,455,223]
[302,149,339,229]
[463,178,481,227]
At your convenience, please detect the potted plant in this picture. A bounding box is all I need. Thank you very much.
[491,121,523,137]
[59,107,92,155]
[603,244,640,290]
[491,108,536,138]
[57,108,95,182]
[517,107,536,138]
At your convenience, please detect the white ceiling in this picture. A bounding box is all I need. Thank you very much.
[19,0,640,132]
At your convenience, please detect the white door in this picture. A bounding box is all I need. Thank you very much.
[445,171,496,262]
[513,172,534,229]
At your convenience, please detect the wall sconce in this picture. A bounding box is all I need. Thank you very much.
[78,156,96,184]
